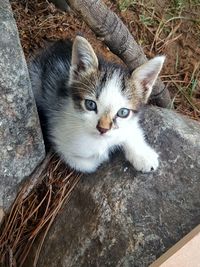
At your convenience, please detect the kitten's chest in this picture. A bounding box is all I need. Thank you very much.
[71,134,111,158]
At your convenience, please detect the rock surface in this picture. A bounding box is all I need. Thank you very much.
[0,0,45,213]
[26,107,200,267]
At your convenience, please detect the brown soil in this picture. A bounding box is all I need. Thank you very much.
[11,0,200,120]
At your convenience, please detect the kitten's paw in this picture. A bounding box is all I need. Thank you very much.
[129,148,159,173]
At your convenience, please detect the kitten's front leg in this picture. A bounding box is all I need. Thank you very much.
[122,127,159,173]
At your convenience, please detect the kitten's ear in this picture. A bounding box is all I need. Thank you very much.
[131,56,165,103]
[70,36,98,77]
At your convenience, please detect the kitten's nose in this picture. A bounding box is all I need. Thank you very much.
[96,125,109,134]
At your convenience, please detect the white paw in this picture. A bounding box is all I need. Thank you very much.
[129,147,159,173]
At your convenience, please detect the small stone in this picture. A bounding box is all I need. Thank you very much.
[6,94,14,102]
[123,167,128,172]
[0,208,5,224]
[6,145,13,151]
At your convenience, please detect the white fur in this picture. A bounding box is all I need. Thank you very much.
[51,70,159,173]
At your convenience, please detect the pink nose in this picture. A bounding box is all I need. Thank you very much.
[96,125,109,134]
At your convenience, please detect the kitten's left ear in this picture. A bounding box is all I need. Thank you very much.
[71,36,98,76]
[131,56,165,103]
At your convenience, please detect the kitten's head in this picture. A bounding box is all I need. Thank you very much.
[68,36,165,136]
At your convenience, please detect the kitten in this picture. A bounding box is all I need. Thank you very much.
[29,36,165,173]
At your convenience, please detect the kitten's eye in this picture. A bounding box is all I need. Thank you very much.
[85,99,97,111]
[117,108,130,118]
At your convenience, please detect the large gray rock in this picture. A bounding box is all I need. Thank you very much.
[0,0,45,213]
[26,107,200,267]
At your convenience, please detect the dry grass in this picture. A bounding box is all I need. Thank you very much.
[117,0,200,120]
[0,154,81,267]
[10,0,115,60]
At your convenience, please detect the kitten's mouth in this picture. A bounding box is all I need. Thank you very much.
[99,133,107,137]
[92,130,110,138]
[98,131,111,137]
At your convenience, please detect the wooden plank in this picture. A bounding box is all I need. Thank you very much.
[150,224,200,267]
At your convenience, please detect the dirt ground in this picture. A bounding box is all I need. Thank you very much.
[11,0,200,120]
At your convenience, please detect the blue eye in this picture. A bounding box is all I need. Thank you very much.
[85,99,97,111]
[117,108,130,118]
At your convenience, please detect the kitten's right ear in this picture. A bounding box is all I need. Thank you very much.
[70,36,98,80]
